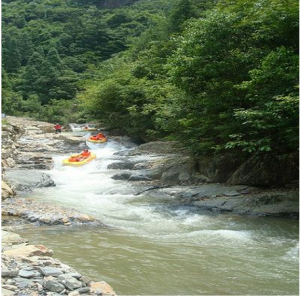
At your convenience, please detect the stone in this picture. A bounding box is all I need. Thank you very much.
[3,245,53,258]
[107,162,134,170]
[80,275,92,285]
[1,268,19,277]
[161,171,179,183]
[18,269,41,278]
[2,288,15,296]
[89,281,116,296]
[62,217,69,223]
[38,267,63,277]
[178,172,191,183]
[111,173,131,180]
[70,272,82,279]
[78,214,92,222]
[128,174,151,181]
[135,141,182,154]
[2,285,18,291]
[1,231,27,245]
[77,287,90,294]
[44,280,65,293]
[68,291,80,296]
[57,274,82,290]
[1,181,15,200]
[3,170,55,191]
[132,163,149,170]
[16,279,35,289]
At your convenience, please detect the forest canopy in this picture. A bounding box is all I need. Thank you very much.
[2,0,299,157]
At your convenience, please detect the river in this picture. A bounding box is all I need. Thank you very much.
[18,140,299,295]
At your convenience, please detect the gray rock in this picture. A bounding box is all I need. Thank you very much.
[36,173,56,188]
[161,171,179,183]
[227,153,299,186]
[38,267,63,277]
[16,278,35,289]
[2,268,19,277]
[70,272,82,279]
[191,190,299,216]
[132,163,149,170]
[18,269,41,278]
[128,174,151,181]
[134,141,183,154]
[107,162,134,170]
[3,170,55,191]
[2,285,18,291]
[145,168,163,180]
[178,172,191,183]
[44,280,65,293]
[1,288,15,296]
[77,287,90,294]
[80,275,92,285]
[111,173,131,180]
[57,274,82,290]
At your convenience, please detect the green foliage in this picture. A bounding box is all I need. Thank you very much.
[168,0,196,33]
[2,0,298,160]
[166,0,298,155]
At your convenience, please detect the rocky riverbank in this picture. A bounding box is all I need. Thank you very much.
[1,116,116,296]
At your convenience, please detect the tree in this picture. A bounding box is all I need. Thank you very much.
[168,0,196,33]
[2,37,21,73]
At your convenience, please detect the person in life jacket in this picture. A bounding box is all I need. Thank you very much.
[96,132,105,139]
[54,123,62,133]
[81,149,90,157]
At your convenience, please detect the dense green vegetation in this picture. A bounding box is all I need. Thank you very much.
[2,0,299,158]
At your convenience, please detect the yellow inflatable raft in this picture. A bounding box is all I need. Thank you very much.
[62,152,96,166]
[87,136,107,143]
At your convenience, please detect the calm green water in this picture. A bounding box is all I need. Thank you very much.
[18,141,299,295]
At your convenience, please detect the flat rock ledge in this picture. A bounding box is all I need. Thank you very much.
[2,198,105,227]
[2,231,116,296]
[139,184,299,218]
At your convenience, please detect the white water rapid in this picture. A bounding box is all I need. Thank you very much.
[19,139,299,295]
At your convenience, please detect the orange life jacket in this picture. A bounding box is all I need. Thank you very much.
[81,151,90,157]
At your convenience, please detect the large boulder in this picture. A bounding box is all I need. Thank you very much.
[3,169,55,191]
[227,153,299,186]
[134,141,184,154]
[58,134,86,145]
[145,156,193,184]
[195,154,242,183]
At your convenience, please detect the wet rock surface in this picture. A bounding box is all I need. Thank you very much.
[110,144,299,218]
[135,184,299,217]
